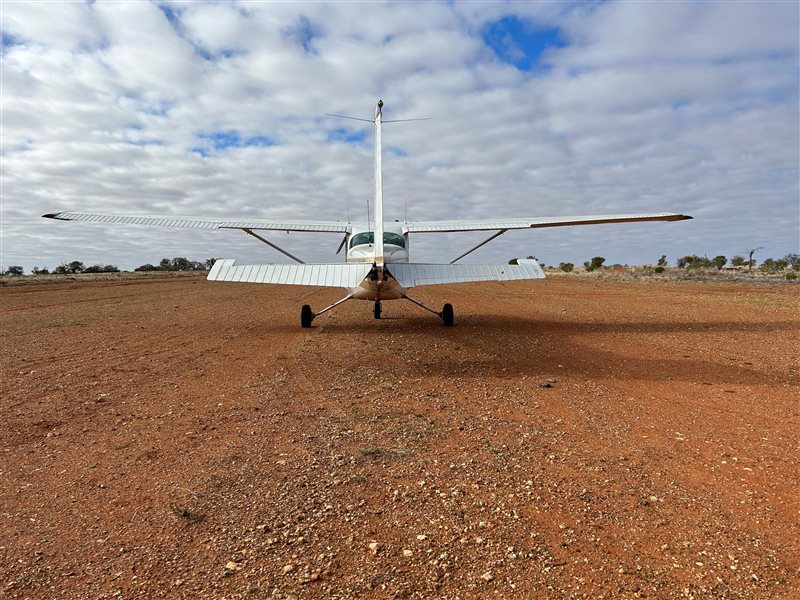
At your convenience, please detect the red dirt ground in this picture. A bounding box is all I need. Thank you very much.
[1,275,798,599]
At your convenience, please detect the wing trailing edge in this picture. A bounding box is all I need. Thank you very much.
[389,259,544,288]
[207,260,371,287]
[42,212,349,234]
[404,213,692,233]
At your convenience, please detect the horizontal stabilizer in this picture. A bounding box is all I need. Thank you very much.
[207,259,371,287]
[389,259,544,288]
[404,213,691,233]
[42,212,349,234]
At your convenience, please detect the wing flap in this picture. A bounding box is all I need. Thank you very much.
[389,259,544,287]
[43,211,349,233]
[404,213,691,233]
[207,260,371,288]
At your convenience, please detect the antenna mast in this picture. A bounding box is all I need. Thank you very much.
[373,100,384,266]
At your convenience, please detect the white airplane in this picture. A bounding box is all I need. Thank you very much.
[44,100,691,327]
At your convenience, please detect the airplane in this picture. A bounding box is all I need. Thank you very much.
[43,100,691,327]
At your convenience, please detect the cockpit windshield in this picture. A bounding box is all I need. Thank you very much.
[350,232,406,249]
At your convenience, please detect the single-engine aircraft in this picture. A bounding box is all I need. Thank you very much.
[44,100,691,327]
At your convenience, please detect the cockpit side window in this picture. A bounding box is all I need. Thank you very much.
[350,232,374,248]
[383,232,405,248]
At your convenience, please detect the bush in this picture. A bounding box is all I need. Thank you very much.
[583,256,605,272]
[657,255,668,267]
[761,258,789,273]
[3,265,24,276]
[508,258,519,265]
[82,264,120,273]
[559,262,574,273]
[654,266,665,274]
[786,272,798,281]
[134,263,159,272]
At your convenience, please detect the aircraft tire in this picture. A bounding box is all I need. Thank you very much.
[301,304,314,328]
[373,300,382,319]
[442,303,454,326]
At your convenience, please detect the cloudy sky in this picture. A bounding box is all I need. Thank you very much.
[2,0,798,271]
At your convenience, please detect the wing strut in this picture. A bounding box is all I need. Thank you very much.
[450,229,508,264]
[243,228,305,264]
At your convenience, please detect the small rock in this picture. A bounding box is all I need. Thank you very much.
[481,572,493,582]
[368,542,380,554]
[538,382,553,388]
[416,534,427,541]
[282,564,295,574]
[402,549,413,557]
[225,561,241,571]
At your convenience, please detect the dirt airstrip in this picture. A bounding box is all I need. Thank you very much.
[1,275,798,599]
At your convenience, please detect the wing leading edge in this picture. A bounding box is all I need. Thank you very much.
[404,212,691,233]
[42,211,349,234]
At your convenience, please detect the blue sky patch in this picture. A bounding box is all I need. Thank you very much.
[284,16,317,54]
[328,128,366,144]
[157,3,180,27]
[196,131,276,152]
[1,31,22,51]
[482,16,566,71]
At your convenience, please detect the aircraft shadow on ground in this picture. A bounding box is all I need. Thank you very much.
[285,315,797,387]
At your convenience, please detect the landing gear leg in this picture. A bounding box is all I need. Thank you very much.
[401,293,455,326]
[300,293,353,328]
[373,300,382,319]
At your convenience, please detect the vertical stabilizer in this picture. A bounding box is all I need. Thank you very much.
[373,100,384,266]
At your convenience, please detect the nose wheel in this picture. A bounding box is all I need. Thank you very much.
[373,300,382,319]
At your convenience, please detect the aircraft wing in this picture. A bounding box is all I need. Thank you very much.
[42,211,349,233]
[389,259,544,288]
[404,212,691,233]
[208,259,371,287]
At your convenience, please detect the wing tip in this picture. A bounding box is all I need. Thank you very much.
[42,213,60,219]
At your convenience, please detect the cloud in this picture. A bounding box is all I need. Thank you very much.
[1,0,797,273]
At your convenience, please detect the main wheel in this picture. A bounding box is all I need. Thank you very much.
[441,303,454,326]
[300,304,314,328]
[373,300,382,319]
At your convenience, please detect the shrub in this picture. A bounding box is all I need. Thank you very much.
[786,272,798,281]
[83,264,120,273]
[508,258,519,265]
[3,266,24,276]
[559,262,574,273]
[784,253,800,271]
[583,256,605,272]
[654,266,665,274]
[135,263,159,272]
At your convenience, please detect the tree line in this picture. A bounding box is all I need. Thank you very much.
[2,258,217,277]
[506,252,800,278]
